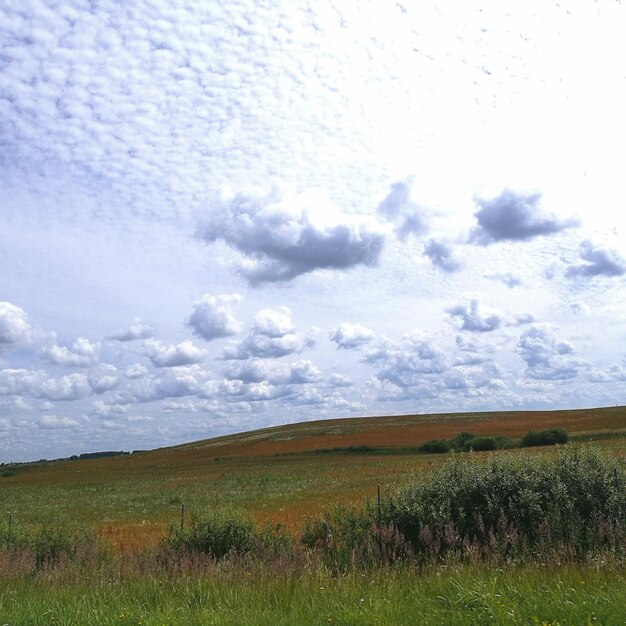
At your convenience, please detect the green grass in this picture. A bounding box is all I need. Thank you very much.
[1,563,624,625]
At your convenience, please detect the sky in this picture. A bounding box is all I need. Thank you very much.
[2,0,626,462]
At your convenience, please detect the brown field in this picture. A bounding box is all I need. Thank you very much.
[3,405,626,550]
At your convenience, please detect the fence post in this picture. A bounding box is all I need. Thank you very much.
[7,512,12,545]
[180,503,185,531]
[377,484,382,526]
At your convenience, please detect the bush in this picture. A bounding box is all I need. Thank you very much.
[521,428,569,447]
[418,439,452,454]
[0,521,100,566]
[166,509,294,560]
[302,447,626,563]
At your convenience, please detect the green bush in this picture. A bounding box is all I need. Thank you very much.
[0,520,100,566]
[450,432,478,450]
[418,439,452,453]
[521,428,569,447]
[302,447,626,563]
[166,509,294,560]
[167,509,255,559]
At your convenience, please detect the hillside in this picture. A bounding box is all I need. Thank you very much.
[3,405,626,550]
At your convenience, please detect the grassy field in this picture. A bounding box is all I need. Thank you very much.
[3,406,626,548]
[2,406,626,625]
[2,562,625,625]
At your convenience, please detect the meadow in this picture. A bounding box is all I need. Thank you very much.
[2,406,626,625]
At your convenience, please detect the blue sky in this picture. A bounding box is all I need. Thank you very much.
[2,0,626,461]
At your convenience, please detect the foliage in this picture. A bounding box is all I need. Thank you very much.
[0,519,101,566]
[521,428,569,447]
[303,447,626,564]
[165,508,293,560]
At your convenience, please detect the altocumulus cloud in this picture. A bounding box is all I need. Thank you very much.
[199,188,386,283]
[470,190,578,245]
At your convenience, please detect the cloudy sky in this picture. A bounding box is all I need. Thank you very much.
[2,1,626,462]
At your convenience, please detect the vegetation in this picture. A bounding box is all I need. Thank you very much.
[521,428,570,447]
[2,407,626,623]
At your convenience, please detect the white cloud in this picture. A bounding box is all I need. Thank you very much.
[485,272,523,288]
[143,339,206,368]
[188,293,243,341]
[107,318,154,341]
[377,179,426,240]
[565,240,626,278]
[41,334,100,367]
[470,190,578,245]
[0,369,92,401]
[517,325,587,381]
[447,294,533,333]
[330,322,375,349]
[39,373,92,401]
[0,301,33,346]
[364,331,449,388]
[39,414,80,430]
[125,363,148,379]
[93,400,129,418]
[423,239,463,273]
[224,307,317,359]
[199,188,386,283]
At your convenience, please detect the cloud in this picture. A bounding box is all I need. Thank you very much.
[223,307,317,359]
[39,414,80,429]
[0,301,33,346]
[330,322,375,349]
[224,358,322,385]
[0,368,92,401]
[199,188,386,283]
[423,239,463,272]
[106,318,155,342]
[470,190,578,245]
[447,294,533,332]
[377,179,426,240]
[517,325,586,380]
[125,363,148,379]
[89,366,119,394]
[364,331,449,388]
[188,294,243,341]
[565,240,626,278]
[485,272,523,288]
[328,373,353,387]
[93,400,129,418]
[39,373,93,401]
[41,334,100,367]
[143,339,206,368]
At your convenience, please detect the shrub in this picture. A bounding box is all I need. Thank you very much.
[450,432,478,450]
[166,509,294,560]
[302,447,626,563]
[418,439,452,454]
[521,428,569,447]
[167,509,255,559]
[0,521,100,566]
